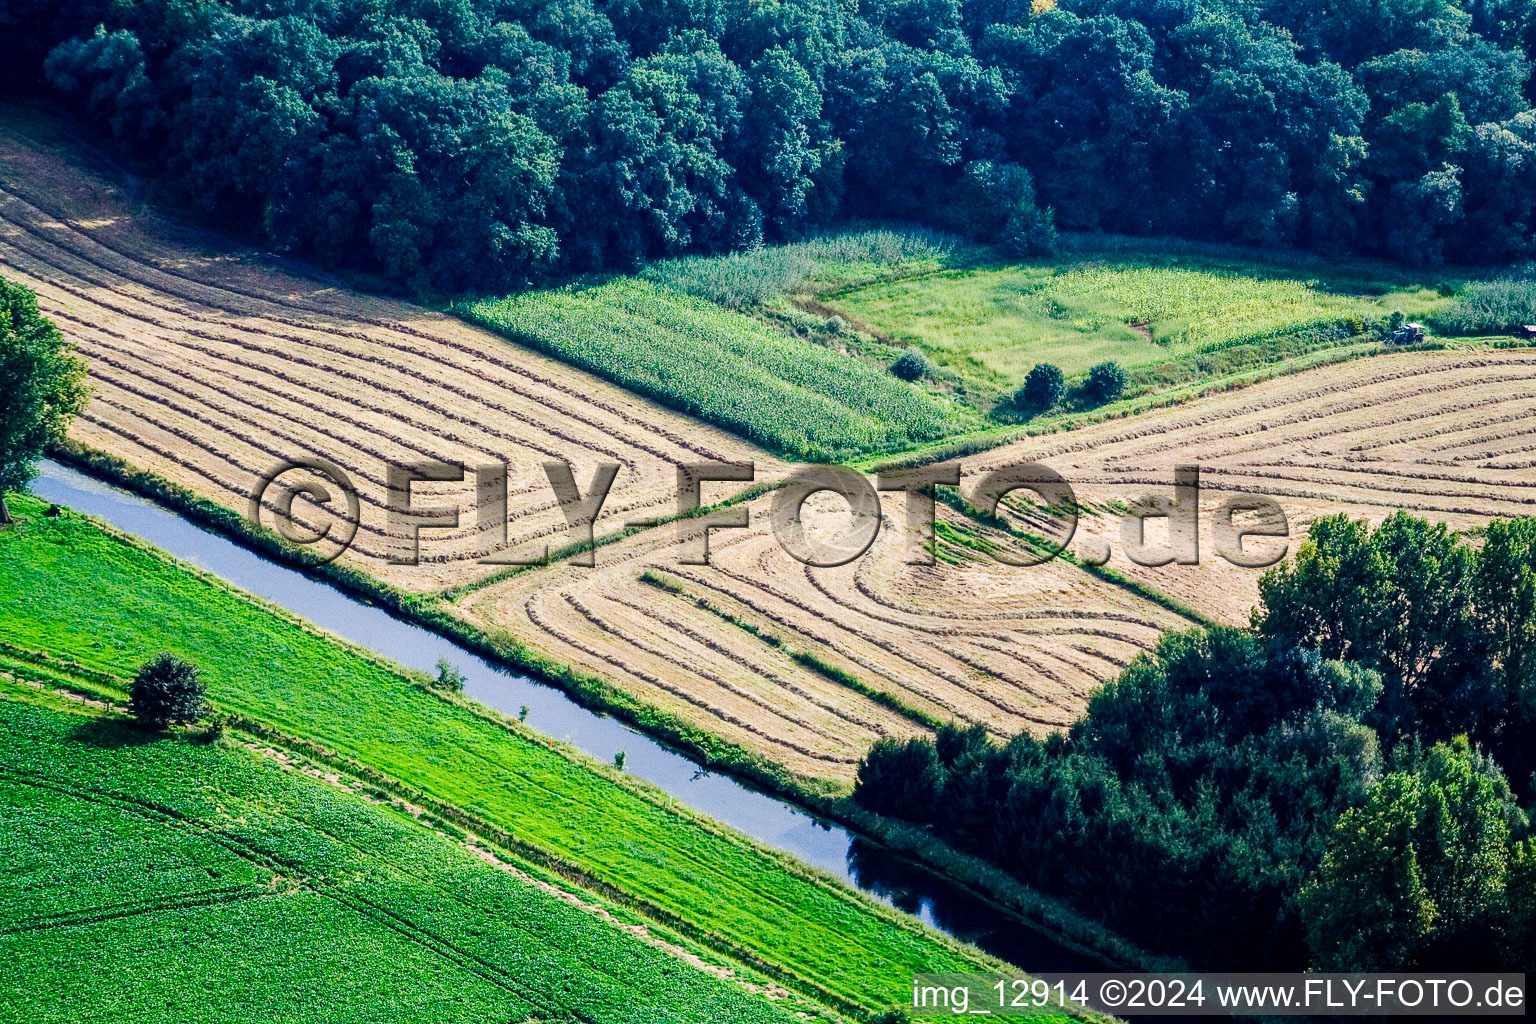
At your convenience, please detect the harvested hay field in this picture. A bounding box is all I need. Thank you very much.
[0,109,776,592]
[9,107,1529,782]
[452,493,1193,780]
[960,350,1536,623]
[0,109,1190,782]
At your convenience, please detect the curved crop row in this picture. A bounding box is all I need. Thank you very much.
[454,495,1186,779]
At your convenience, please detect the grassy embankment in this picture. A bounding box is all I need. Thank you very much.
[0,681,810,1024]
[0,494,1074,1021]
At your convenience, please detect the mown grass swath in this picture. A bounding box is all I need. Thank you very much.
[460,278,976,461]
[0,495,1043,1019]
[0,685,807,1024]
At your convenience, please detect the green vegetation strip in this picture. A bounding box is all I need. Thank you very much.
[0,684,805,1024]
[0,495,1060,1019]
[459,278,976,461]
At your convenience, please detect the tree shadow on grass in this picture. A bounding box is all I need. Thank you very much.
[70,716,163,748]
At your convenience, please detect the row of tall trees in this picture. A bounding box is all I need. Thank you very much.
[856,512,1536,971]
[5,0,1535,292]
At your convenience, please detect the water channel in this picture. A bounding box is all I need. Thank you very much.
[32,458,1110,974]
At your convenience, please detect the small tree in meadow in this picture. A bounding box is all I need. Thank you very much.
[433,657,465,692]
[1016,363,1066,410]
[1084,361,1129,404]
[891,348,933,382]
[130,654,207,730]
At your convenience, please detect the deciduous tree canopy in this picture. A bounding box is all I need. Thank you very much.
[8,0,1534,292]
[0,277,88,524]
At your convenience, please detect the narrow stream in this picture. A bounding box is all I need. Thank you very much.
[31,458,1109,974]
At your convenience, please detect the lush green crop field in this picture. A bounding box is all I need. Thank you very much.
[461,238,1465,457]
[0,685,806,1024]
[823,252,1448,408]
[0,496,1037,1018]
[460,278,977,460]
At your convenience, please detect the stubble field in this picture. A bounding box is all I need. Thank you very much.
[960,349,1536,623]
[452,493,1195,780]
[0,107,777,593]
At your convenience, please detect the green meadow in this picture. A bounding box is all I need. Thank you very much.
[0,685,803,1024]
[820,250,1450,410]
[463,234,1469,458]
[0,495,1048,1020]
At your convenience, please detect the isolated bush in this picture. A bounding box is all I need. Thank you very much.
[433,657,465,692]
[129,653,206,730]
[891,348,933,382]
[1083,361,1129,404]
[1016,363,1066,410]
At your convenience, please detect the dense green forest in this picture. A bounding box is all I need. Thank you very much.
[5,0,1535,292]
[857,513,1536,972]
